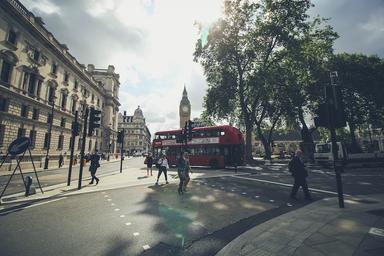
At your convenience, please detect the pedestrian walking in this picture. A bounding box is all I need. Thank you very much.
[155,154,169,185]
[176,152,190,195]
[289,150,312,200]
[145,152,154,176]
[88,149,101,185]
[58,153,64,168]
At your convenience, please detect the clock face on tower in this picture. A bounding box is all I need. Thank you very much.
[182,105,189,113]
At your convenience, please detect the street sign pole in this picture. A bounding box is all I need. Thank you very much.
[78,108,89,190]
[67,111,78,186]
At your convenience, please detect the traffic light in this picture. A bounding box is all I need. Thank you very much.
[117,130,124,144]
[88,107,101,136]
[314,104,330,128]
[187,120,194,141]
[71,121,80,136]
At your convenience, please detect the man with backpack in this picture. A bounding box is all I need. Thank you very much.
[289,150,312,200]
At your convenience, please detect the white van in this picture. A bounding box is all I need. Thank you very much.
[314,142,347,164]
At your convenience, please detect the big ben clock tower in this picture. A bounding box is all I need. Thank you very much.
[179,85,191,128]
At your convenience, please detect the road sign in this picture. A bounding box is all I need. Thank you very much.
[8,137,31,156]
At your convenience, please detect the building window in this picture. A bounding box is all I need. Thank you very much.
[43,132,49,149]
[60,117,66,128]
[29,129,37,149]
[47,113,53,124]
[0,96,8,111]
[47,86,55,103]
[91,94,95,102]
[71,99,77,114]
[78,138,82,150]
[58,134,64,150]
[21,105,28,118]
[74,80,78,90]
[32,108,39,120]
[27,73,37,96]
[97,98,100,107]
[64,72,69,82]
[51,63,57,74]
[33,49,40,62]
[61,93,67,109]
[7,29,17,45]
[17,127,26,138]
[0,61,12,84]
[0,124,5,147]
[88,139,92,151]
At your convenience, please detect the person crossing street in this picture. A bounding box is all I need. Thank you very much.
[289,150,312,200]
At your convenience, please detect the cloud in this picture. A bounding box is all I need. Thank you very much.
[311,0,384,56]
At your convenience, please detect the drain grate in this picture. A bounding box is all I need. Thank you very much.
[366,209,384,217]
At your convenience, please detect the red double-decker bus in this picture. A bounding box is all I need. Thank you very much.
[152,125,244,168]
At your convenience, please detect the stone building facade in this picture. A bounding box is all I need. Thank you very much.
[117,106,151,155]
[0,0,120,170]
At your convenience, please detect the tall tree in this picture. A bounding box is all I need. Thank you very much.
[195,0,316,161]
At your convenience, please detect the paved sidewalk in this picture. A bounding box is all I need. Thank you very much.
[216,194,384,256]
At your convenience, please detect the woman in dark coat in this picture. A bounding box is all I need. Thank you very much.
[88,150,100,185]
[145,153,154,176]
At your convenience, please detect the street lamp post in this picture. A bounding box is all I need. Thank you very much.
[44,95,56,170]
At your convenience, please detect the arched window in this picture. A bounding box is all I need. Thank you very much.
[60,88,69,110]
[0,50,18,86]
[46,80,58,104]
[71,94,79,114]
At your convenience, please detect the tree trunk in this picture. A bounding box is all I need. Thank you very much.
[298,108,315,162]
[298,108,313,143]
[348,122,361,153]
[256,125,271,160]
[244,121,253,163]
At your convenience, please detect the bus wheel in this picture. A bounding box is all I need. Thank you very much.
[209,159,219,169]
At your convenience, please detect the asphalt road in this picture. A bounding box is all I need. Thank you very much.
[0,158,383,256]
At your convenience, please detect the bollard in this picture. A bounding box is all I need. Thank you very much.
[25,176,33,197]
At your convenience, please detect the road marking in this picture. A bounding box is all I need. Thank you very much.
[287,203,293,207]
[120,215,125,218]
[143,245,150,250]
[107,199,112,201]
[102,192,106,194]
[125,222,132,226]
[269,199,275,203]
[231,175,351,196]
[111,203,115,206]
[104,195,109,198]
[114,208,120,211]
[369,227,384,237]
[241,192,247,195]
[133,232,140,236]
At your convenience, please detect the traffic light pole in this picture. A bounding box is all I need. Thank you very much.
[120,129,124,173]
[328,72,345,208]
[78,108,89,190]
[67,111,78,186]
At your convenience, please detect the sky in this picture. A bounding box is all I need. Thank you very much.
[20,0,384,136]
